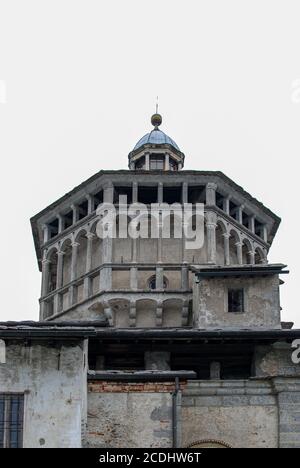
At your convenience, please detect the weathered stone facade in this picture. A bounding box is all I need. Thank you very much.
[0,114,299,448]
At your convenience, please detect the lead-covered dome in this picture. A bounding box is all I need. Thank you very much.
[133,128,180,152]
[128,113,185,171]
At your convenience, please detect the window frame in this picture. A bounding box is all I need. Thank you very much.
[227,288,245,313]
[0,393,24,448]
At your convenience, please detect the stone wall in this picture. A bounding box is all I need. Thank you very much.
[0,340,87,448]
[85,381,175,448]
[194,275,281,329]
[181,380,279,448]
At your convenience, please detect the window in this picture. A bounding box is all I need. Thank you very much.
[169,158,178,171]
[148,275,168,290]
[150,155,164,170]
[228,289,244,313]
[135,156,145,170]
[0,394,24,448]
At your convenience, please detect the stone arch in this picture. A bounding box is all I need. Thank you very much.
[242,238,253,265]
[136,299,157,327]
[109,298,130,328]
[187,439,232,448]
[254,246,266,264]
[229,229,240,265]
[162,298,183,327]
[147,274,169,290]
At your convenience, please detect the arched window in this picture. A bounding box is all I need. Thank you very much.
[148,275,168,290]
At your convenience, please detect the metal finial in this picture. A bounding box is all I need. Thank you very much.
[151,96,162,128]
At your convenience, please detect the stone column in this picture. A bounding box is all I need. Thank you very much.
[206,182,217,206]
[130,266,138,290]
[57,214,65,233]
[100,183,114,291]
[223,233,230,266]
[165,153,170,171]
[158,182,163,203]
[237,205,244,224]
[145,153,150,170]
[156,301,163,327]
[132,181,138,203]
[71,204,79,224]
[263,225,268,243]
[70,241,80,305]
[236,241,243,265]
[86,194,94,214]
[249,215,255,234]
[41,258,51,297]
[129,301,136,327]
[181,303,189,326]
[85,233,95,273]
[182,182,188,204]
[249,250,256,265]
[156,266,164,289]
[42,224,50,244]
[181,266,189,290]
[223,196,231,215]
[56,250,64,289]
[206,212,217,264]
[84,232,95,299]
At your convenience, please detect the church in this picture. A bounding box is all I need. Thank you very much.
[0,113,299,448]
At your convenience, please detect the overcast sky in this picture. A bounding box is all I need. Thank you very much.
[0,1,299,326]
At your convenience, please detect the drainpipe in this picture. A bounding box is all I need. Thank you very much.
[172,377,180,448]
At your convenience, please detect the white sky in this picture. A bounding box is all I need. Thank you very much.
[0,1,299,326]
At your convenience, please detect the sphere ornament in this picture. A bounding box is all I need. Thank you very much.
[151,113,162,128]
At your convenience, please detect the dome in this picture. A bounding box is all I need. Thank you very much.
[133,128,180,152]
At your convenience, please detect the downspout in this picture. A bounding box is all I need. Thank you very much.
[172,377,180,448]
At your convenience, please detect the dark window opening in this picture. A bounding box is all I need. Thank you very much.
[94,190,103,209]
[242,212,250,229]
[188,185,206,204]
[138,186,158,204]
[148,275,168,290]
[0,394,24,448]
[135,156,145,170]
[216,192,225,210]
[78,200,88,220]
[169,158,178,171]
[163,186,182,204]
[255,219,263,238]
[228,289,244,313]
[48,218,59,239]
[63,210,73,229]
[114,186,132,205]
[150,154,164,170]
[229,201,239,220]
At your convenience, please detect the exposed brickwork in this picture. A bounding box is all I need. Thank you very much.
[88,380,187,393]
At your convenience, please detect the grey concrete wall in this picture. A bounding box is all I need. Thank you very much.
[194,275,281,329]
[0,341,87,448]
[181,380,279,448]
